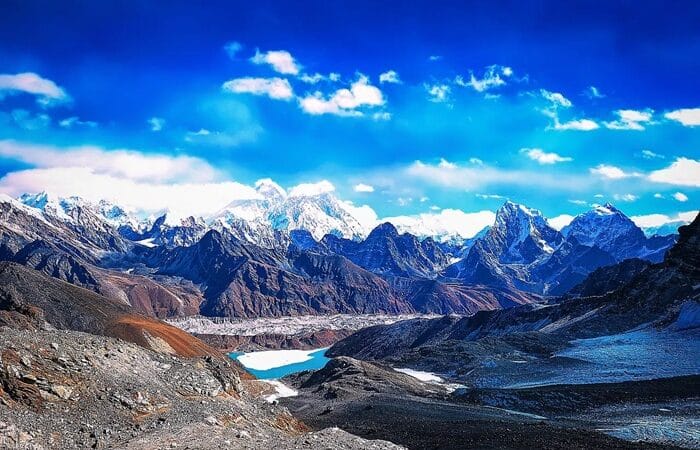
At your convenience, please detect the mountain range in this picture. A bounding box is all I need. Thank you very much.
[0,190,688,320]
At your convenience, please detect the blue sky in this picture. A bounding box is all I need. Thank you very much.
[0,0,698,230]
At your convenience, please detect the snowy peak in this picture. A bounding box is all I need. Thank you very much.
[254,178,287,203]
[489,201,563,262]
[562,203,642,247]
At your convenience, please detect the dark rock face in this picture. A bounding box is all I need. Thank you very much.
[568,258,652,297]
[323,222,450,278]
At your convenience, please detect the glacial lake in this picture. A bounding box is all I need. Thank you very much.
[230,347,330,379]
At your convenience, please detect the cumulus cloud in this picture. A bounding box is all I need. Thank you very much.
[353,183,375,193]
[664,108,700,126]
[541,102,599,131]
[379,70,401,84]
[549,116,599,131]
[540,89,572,108]
[383,209,496,240]
[613,193,638,202]
[604,109,654,130]
[548,214,575,231]
[455,65,512,92]
[147,117,165,131]
[222,77,294,100]
[299,75,384,116]
[647,157,700,187]
[288,180,335,197]
[0,72,70,106]
[250,49,300,75]
[424,83,450,103]
[589,164,639,179]
[673,192,689,202]
[521,148,572,164]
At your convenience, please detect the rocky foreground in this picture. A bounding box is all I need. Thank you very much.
[0,262,401,449]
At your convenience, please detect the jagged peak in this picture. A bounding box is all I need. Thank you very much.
[367,222,399,238]
[254,178,287,201]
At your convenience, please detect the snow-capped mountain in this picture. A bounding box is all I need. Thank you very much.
[562,203,675,262]
[484,201,563,264]
[211,179,371,244]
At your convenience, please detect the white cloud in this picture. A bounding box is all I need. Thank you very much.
[631,211,698,229]
[59,116,97,129]
[613,193,638,202]
[540,89,572,108]
[548,214,575,231]
[9,109,50,130]
[184,127,261,148]
[469,157,484,165]
[673,192,689,202]
[428,55,442,61]
[568,199,588,205]
[604,109,653,130]
[455,65,512,92]
[383,209,496,240]
[224,41,243,59]
[424,83,450,103]
[222,77,294,100]
[522,147,572,164]
[664,108,700,127]
[654,193,664,199]
[438,158,457,169]
[372,111,391,121]
[299,72,342,84]
[353,183,375,193]
[407,159,587,191]
[250,49,300,75]
[589,164,638,179]
[641,149,663,159]
[299,75,384,116]
[0,167,260,221]
[584,86,604,99]
[542,108,599,131]
[648,158,700,187]
[147,117,165,131]
[551,117,599,131]
[379,70,401,84]
[288,180,335,197]
[476,193,506,200]
[0,140,220,183]
[0,72,70,106]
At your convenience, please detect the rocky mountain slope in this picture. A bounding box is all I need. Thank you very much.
[329,211,700,367]
[0,263,402,449]
[444,201,678,295]
[0,192,684,319]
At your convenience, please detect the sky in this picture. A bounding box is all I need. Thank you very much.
[0,0,698,233]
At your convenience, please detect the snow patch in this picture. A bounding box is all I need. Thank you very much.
[261,380,298,403]
[395,368,444,383]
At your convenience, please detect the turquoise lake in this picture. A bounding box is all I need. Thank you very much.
[230,348,330,379]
